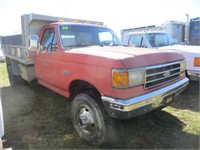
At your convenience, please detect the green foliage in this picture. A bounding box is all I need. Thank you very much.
[0,62,9,87]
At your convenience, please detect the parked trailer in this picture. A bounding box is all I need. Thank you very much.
[189,17,200,45]
[162,16,200,46]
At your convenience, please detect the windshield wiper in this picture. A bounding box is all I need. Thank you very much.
[99,42,121,47]
[170,42,177,46]
[111,43,121,46]
[65,44,105,49]
[64,43,121,49]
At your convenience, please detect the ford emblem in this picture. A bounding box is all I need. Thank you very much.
[163,71,171,77]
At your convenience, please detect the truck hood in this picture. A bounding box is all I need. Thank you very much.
[67,46,184,69]
[159,44,200,54]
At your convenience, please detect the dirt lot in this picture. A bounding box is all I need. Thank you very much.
[0,63,199,149]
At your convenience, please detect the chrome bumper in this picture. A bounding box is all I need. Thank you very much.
[102,78,189,119]
[187,70,200,81]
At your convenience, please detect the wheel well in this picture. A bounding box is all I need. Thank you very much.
[69,80,101,100]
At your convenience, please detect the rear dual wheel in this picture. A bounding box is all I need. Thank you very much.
[6,63,26,86]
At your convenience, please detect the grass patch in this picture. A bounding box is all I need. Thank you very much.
[0,61,199,149]
[164,81,200,136]
[0,62,9,87]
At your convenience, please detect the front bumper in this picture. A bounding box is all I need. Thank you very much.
[102,78,189,119]
[187,70,200,81]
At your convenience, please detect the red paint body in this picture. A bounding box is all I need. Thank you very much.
[34,24,185,100]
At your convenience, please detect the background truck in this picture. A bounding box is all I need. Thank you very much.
[121,26,200,81]
[1,13,189,145]
[162,15,200,46]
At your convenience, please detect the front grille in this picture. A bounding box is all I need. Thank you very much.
[145,62,180,89]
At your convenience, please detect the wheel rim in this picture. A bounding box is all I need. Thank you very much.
[78,105,96,135]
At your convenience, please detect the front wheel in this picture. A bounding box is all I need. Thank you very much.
[71,93,114,145]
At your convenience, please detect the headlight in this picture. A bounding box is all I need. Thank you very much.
[112,68,145,88]
[180,60,186,73]
[194,57,200,67]
[129,68,145,86]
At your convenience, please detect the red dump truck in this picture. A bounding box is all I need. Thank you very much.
[1,14,189,145]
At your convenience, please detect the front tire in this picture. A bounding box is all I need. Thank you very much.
[71,93,114,145]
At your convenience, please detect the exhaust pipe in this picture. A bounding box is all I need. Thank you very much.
[184,14,190,44]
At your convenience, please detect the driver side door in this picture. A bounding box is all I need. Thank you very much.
[35,27,58,84]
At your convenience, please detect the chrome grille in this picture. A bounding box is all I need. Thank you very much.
[145,62,180,89]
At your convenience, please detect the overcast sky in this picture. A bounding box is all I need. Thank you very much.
[0,0,199,36]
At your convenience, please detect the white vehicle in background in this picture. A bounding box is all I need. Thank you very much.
[0,46,5,62]
[159,43,200,81]
[0,40,5,62]
[121,26,200,81]
[0,89,4,150]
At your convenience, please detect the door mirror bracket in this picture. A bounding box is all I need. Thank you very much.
[28,35,41,51]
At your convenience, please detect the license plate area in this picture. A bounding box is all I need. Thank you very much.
[162,94,175,104]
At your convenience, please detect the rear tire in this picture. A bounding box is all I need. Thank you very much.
[71,93,115,145]
[6,63,26,86]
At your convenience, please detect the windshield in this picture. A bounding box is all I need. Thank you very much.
[145,33,176,47]
[59,24,122,48]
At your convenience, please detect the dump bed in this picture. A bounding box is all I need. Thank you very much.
[1,34,35,64]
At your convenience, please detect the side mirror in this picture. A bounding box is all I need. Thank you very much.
[28,35,40,51]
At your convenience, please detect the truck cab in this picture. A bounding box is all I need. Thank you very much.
[34,22,122,97]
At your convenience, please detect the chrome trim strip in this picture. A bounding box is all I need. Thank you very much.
[146,67,180,76]
[187,70,200,81]
[145,61,181,70]
[146,72,180,83]
[102,78,189,112]
[145,77,179,89]
[144,61,181,89]
[187,70,200,77]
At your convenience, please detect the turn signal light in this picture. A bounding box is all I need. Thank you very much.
[73,20,79,23]
[112,71,128,88]
[27,54,33,59]
[194,57,200,67]
[58,20,64,23]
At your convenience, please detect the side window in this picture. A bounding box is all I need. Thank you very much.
[128,35,143,47]
[41,28,57,51]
